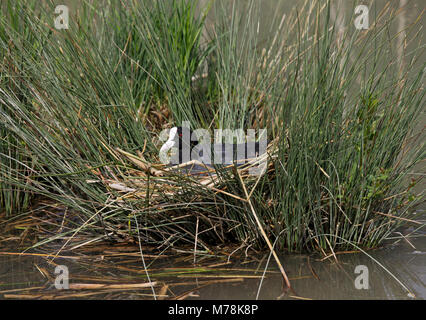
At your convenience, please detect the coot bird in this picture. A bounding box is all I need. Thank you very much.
[160,126,267,176]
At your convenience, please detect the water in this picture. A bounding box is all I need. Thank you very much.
[198,233,426,300]
[0,213,424,300]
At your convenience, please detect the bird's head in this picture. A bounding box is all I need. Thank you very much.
[159,126,198,164]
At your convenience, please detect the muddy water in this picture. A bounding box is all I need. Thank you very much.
[0,211,424,300]
[198,225,426,300]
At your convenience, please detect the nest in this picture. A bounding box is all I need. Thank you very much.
[89,139,280,205]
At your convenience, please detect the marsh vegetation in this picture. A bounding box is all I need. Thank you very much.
[0,0,424,261]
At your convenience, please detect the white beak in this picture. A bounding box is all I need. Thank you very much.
[159,127,178,164]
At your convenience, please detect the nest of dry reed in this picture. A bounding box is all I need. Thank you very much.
[90,138,280,206]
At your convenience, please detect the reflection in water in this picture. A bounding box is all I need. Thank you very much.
[0,226,424,300]
[197,234,425,300]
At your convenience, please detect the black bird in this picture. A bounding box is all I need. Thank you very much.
[160,126,267,175]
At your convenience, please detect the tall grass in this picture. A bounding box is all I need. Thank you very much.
[134,0,213,127]
[0,0,40,215]
[0,0,424,253]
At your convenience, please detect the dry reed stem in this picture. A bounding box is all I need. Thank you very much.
[68,282,158,290]
[235,170,292,290]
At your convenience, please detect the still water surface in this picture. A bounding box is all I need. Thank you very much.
[0,212,424,300]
